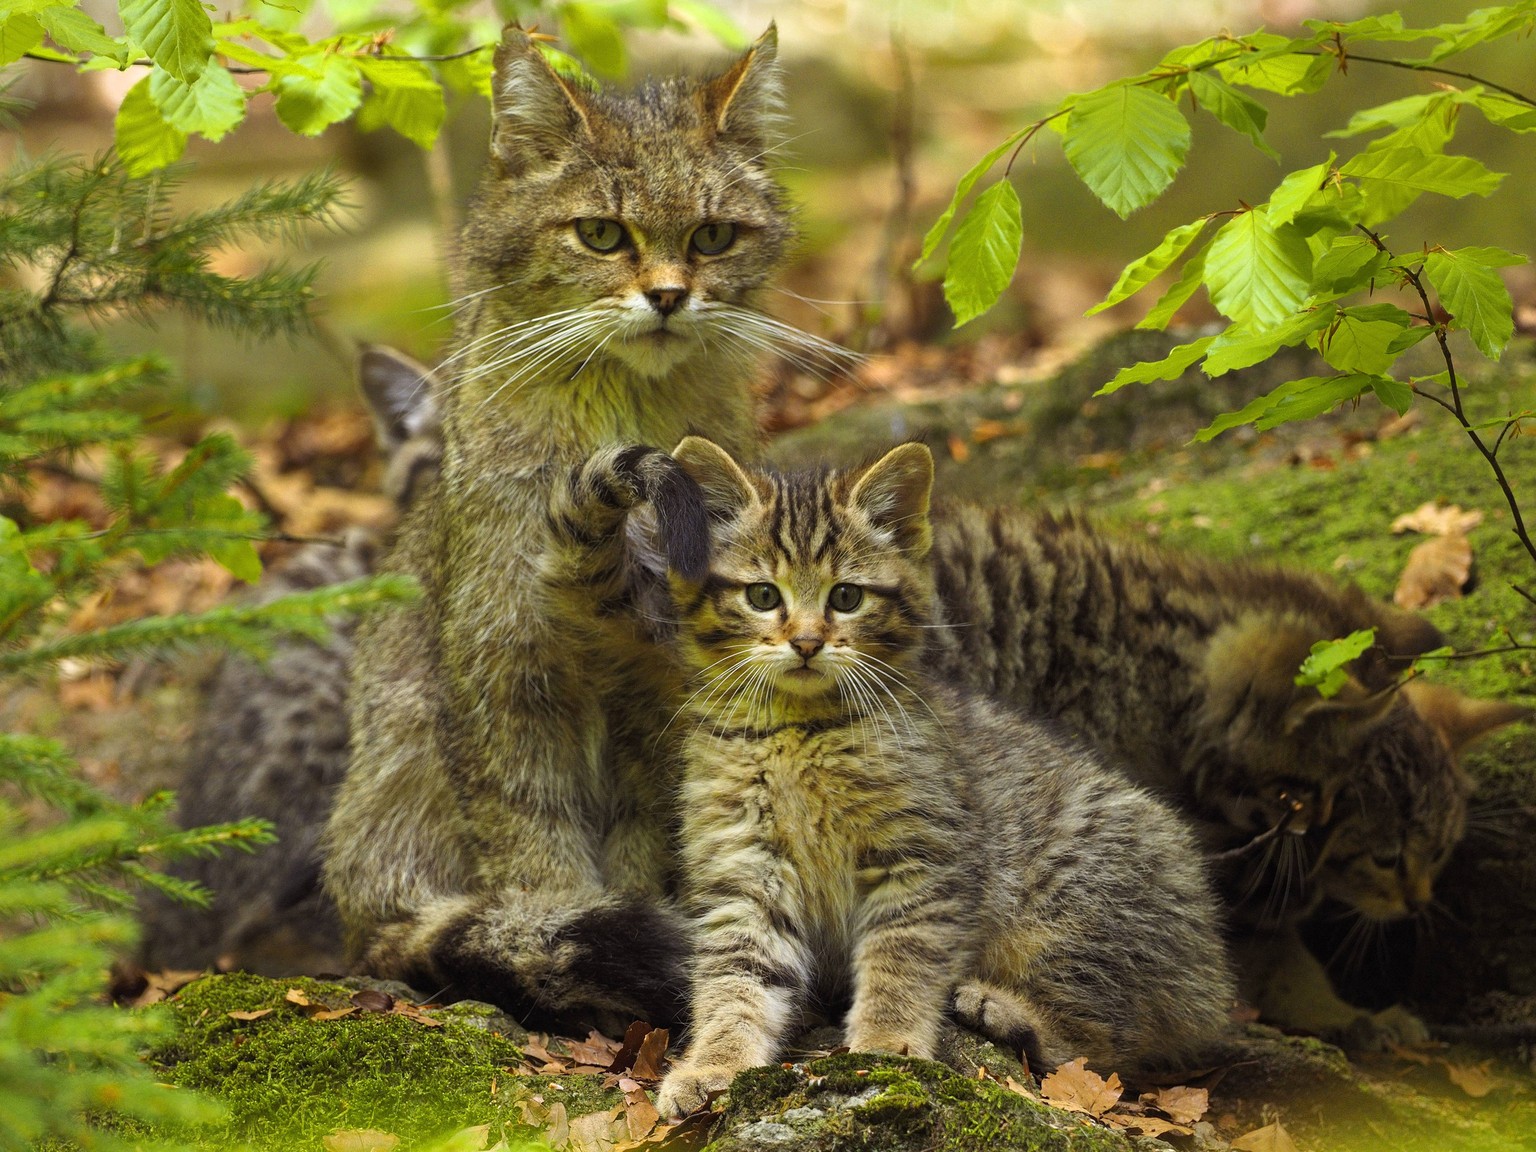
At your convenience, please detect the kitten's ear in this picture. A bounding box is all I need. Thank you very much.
[848,443,933,558]
[490,25,594,174]
[358,345,439,452]
[698,24,785,146]
[1402,681,1531,753]
[672,436,758,519]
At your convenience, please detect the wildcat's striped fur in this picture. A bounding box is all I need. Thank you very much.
[323,26,815,1029]
[924,506,1526,1041]
[556,440,1232,1115]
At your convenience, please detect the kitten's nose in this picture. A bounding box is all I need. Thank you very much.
[790,636,823,659]
[647,286,688,317]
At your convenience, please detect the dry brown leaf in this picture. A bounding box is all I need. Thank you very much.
[390,1001,443,1028]
[1391,501,1483,537]
[312,1007,358,1022]
[618,1077,661,1141]
[1386,1041,1435,1066]
[226,1008,274,1021]
[322,1130,399,1152]
[630,1028,670,1081]
[608,1021,653,1074]
[1001,1076,1037,1101]
[1394,533,1473,609]
[1231,1120,1300,1152]
[1039,1058,1122,1117]
[1151,1084,1208,1125]
[569,1029,623,1067]
[127,968,204,1007]
[1444,1059,1498,1098]
[1101,1113,1192,1139]
[543,1102,570,1149]
[946,434,970,463]
[567,1105,627,1152]
[524,1035,558,1065]
[285,988,312,1007]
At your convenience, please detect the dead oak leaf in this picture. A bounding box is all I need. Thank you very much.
[608,1021,653,1075]
[569,1029,624,1067]
[567,1104,627,1152]
[322,1130,399,1152]
[1231,1120,1300,1152]
[1391,501,1483,537]
[630,1028,671,1082]
[543,1102,571,1149]
[285,988,313,1007]
[1444,1059,1499,1098]
[226,1008,275,1022]
[128,969,205,1008]
[1101,1113,1192,1139]
[1039,1058,1122,1117]
[1150,1084,1208,1125]
[1394,533,1473,609]
[618,1077,661,1141]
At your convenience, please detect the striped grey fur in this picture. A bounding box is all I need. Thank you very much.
[636,439,1232,1116]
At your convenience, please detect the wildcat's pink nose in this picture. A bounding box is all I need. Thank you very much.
[790,636,823,659]
[647,287,688,316]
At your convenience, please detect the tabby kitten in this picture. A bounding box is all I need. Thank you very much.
[605,439,1232,1117]
[324,26,839,1028]
[138,346,441,976]
[923,506,1526,1041]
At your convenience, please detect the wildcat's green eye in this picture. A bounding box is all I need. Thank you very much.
[691,222,736,256]
[576,219,627,252]
[745,582,781,611]
[828,583,863,612]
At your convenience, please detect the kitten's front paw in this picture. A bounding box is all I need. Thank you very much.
[1337,1004,1432,1052]
[656,1063,735,1118]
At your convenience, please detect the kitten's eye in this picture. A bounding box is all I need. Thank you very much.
[691,223,736,256]
[828,583,863,612]
[576,219,627,253]
[744,582,781,611]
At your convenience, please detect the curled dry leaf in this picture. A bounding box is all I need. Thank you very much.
[1231,1120,1300,1152]
[322,1129,399,1152]
[1391,501,1483,537]
[1394,533,1474,609]
[1039,1058,1123,1117]
[630,1028,671,1081]
[226,1008,274,1021]
[1102,1113,1191,1139]
[608,1021,653,1074]
[1151,1084,1209,1125]
[543,1102,570,1149]
[312,1007,358,1022]
[618,1078,661,1141]
[129,969,205,1008]
[569,1029,624,1067]
[285,988,312,1008]
[1444,1059,1498,1098]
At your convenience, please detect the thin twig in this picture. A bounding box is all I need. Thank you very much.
[1212,809,1297,862]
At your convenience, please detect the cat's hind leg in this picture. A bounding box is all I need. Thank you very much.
[951,979,1075,1073]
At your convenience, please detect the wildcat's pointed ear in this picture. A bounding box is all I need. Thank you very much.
[848,443,933,558]
[672,436,758,519]
[358,345,438,451]
[490,26,594,174]
[1402,681,1531,753]
[698,24,785,146]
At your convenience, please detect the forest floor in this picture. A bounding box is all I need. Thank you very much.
[24,324,1536,1152]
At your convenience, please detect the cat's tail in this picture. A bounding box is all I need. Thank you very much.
[355,891,692,1033]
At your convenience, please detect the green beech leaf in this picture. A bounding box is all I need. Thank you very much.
[1188,71,1278,160]
[1095,336,1214,396]
[1422,4,1536,63]
[1086,218,1207,316]
[1267,156,1333,227]
[1386,325,1434,355]
[561,1,626,79]
[1471,89,1536,133]
[274,53,363,137]
[943,180,1022,327]
[1203,207,1313,328]
[670,0,748,48]
[1062,84,1190,219]
[1295,629,1377,698]
[358,57,445,150]
[0,12,45,65]
[1219,39,1332,95]
[1423,247,1524,360]
[1370,375,1414,415]
[919,135,1021,265]
[1312,235,1388,294]
[1135,243,1208,331]
[114,75,187,175]
[1195,373,1376,441]
[1310,304,1415,375]
[118,0,213,83]
[149,63,244,141]
[35,5,126,59]
[1339,147,1504,199]
[1203,307,1335,377]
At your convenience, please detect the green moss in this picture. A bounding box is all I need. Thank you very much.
[142,973,618,1151]
[712,1054,1128,1152]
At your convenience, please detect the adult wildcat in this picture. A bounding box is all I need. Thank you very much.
[567,438,1230,1116]
[324,25,841,1028]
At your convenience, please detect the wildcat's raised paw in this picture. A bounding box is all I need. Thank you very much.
[1336,1003,1432,1052]
[656,1062,736,1118]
